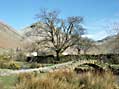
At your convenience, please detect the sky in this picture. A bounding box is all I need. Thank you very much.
[0,0,119,40]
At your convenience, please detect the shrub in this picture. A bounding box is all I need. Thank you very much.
[26,55,54,63]
[15,71,118,89]
[0,55,10,61]
[8,62,21,70]
[0,60,9,69]
[0,54,14,69]
[0,60,21,69]
[30,63,44,68]
[15,52,26,61]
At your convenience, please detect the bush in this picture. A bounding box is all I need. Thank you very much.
[26,55,55,63]
[0,60,9,69]
[0,55,11,61]
[15,52,26,61]
[30,63,44,68]
[15,71,118,89]
[8,62,21,70]
[0,53,21,69]
[98,54,119,64]
[0,61,21,69]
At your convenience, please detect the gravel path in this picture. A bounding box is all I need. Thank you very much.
[0,60,97,76]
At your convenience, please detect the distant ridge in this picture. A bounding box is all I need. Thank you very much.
[0,21,21,37]
[0,21,23,49]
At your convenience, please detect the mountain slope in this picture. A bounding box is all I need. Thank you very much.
[0,21,23,49]
[88,35,119,54]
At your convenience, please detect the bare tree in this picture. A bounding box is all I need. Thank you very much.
[113,22,119,34]
[32,9,85,60]
[111,35,119,54]
[111,23,119,53]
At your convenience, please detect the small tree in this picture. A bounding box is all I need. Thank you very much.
[22,40,39,53]
[32,9,85,60]
[79,37,96,54]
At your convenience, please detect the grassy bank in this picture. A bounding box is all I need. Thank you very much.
[0,70,118,89]
[14,71,118,89]
[0,75,17,89]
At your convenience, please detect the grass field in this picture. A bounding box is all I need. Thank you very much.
[0,75,17,89]
[0,71,118,89]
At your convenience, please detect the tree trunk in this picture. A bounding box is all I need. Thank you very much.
[77,48,81,55]
[56,51,60,61]
[84,49,87,55]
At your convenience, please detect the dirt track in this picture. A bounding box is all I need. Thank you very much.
[0,60,97,76]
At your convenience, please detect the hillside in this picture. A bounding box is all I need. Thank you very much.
[20,22,45,38]
[88,35,119,54]
[0,21,23,49]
